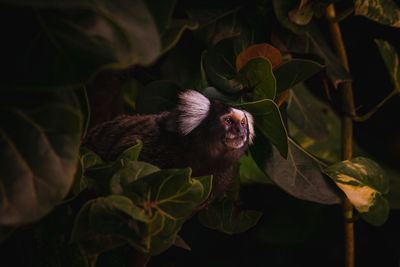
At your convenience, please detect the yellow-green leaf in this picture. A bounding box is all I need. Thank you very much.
[354,0,400,27]
[323,157,389,226]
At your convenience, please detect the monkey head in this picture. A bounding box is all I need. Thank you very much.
[175,90,255,155]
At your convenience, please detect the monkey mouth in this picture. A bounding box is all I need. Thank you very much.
[224,136,247,149]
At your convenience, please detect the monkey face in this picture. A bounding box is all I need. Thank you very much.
[220,108,249,149]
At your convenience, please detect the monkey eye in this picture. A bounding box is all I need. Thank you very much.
[224,117,233,125]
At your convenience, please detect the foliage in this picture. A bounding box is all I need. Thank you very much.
[0,0,399,266]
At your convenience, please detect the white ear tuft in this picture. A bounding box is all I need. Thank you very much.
[244,110,255,144]
[177,90,210,135]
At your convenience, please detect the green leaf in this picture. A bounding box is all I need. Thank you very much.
[115,140,143,165]
[198,198,262,234]
[73,168,211,255]
[126,168,206,219]
[237,100,288,158]
[235,57,277,100]
[136,81,183,114]
[375,39,400,90]
[288,84,342,164]
[0,91,82,226]
[81,147,104,169]
[193,176,213,204]
[239,154,273,185]
[274,59,324,94]
[2,0,162,89]
[354,0,400,27]
[110,161,160,195]
[324,157,390,226]
[286,85,330,141]
[251,132,341,204]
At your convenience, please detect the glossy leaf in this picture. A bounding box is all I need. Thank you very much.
[0,91,82,226]
[237,99,288,158]
[235,57,277,100]
[236,43,283,72]
[198,198,262,234]
[274,59,324,93]
[324,157,389,226]
[251,132,341,204]
[354,0,400,27]
[375,39,400,90]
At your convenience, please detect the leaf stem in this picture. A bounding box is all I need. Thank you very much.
[326,4,355,267]
[353,89,398,122]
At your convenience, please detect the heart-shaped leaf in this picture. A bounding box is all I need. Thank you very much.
[235,57,277,100]
[250,133,341,204]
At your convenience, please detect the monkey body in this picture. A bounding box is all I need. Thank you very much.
[83,90,254,198]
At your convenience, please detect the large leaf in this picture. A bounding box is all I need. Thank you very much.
[274,59,324,94]
[250,132,341,204]
[2,0,162,89]
[237,99,288,158]
[198,198,262,234]
[286,84,330,142]
[375,39,400,90]
[235,57,277,100]
[324,157,390,226]
[0,91,82,225]
[354,0,400,27]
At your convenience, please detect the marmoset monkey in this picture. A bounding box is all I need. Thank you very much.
[83,90,254,199]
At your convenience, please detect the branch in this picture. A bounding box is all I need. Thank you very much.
[326,4,355,267]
